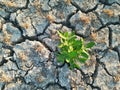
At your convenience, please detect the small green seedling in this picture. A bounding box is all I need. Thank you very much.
[57,31,95,69]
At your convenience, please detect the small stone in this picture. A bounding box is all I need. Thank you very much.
[0,82,5,90]
[80,56,96,77]
[16,12,36,37]
[99,0,120,5]
[72,0,98,11]
[46,84,65,90]
[0,8,9,18]
[70,11,102,37]
[0,70,13,83]
[58,64,71,90]
[0,48,11,58]
[49,0,76,22]
[13,40,50,71]
[0,0,27,12]
[118,45,120,54]
[69,69,90,90]
[42,38,59,51]
[96,4,120,25]
[31,15,49,34]
[45,23,62,35]
[24,65,56,88]
[109,25,120,48]
[93,27,109,51]
[10,12,17,22]
[48,0,59,7]
[93,65,114,90]
[70,11,81,26]
[70,11,91,37]
[89,12,102,30]
[2,23,22,43]
[100,50,119,76]
[4,83,34,90]
[40,0,51,11]
[0,17,5,30]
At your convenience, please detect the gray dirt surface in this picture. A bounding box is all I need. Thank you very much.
[0,0,120,90]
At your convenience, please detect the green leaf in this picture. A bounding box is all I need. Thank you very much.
[68,46,73,52]
[68,51,77,59]
[80,38,84,44]
[68,35,76,40]
[57,31,66,40]
[74,63,80,69]
[60,38,64,43]
[73,40,82,50]
[58,43,64,48]
[81,51,89,59]
[69,61,76,69]
[82,51,89,58]
[57,54,65,63]
[71,31,75,36]
[64,32,69,38]
[60,46,69,51]
[66,59,70,63]
[85,41,95,48]
[79,58,87,63]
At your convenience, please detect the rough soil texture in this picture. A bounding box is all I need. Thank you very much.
[0,0,120,90]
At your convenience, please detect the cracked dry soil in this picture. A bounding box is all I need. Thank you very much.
[0,0,120,90]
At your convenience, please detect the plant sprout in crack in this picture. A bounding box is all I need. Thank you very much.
[56,31,95,69]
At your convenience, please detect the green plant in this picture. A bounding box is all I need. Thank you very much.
[57,31,95,69]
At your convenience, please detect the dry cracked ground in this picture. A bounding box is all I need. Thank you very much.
[0,0,120,90]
